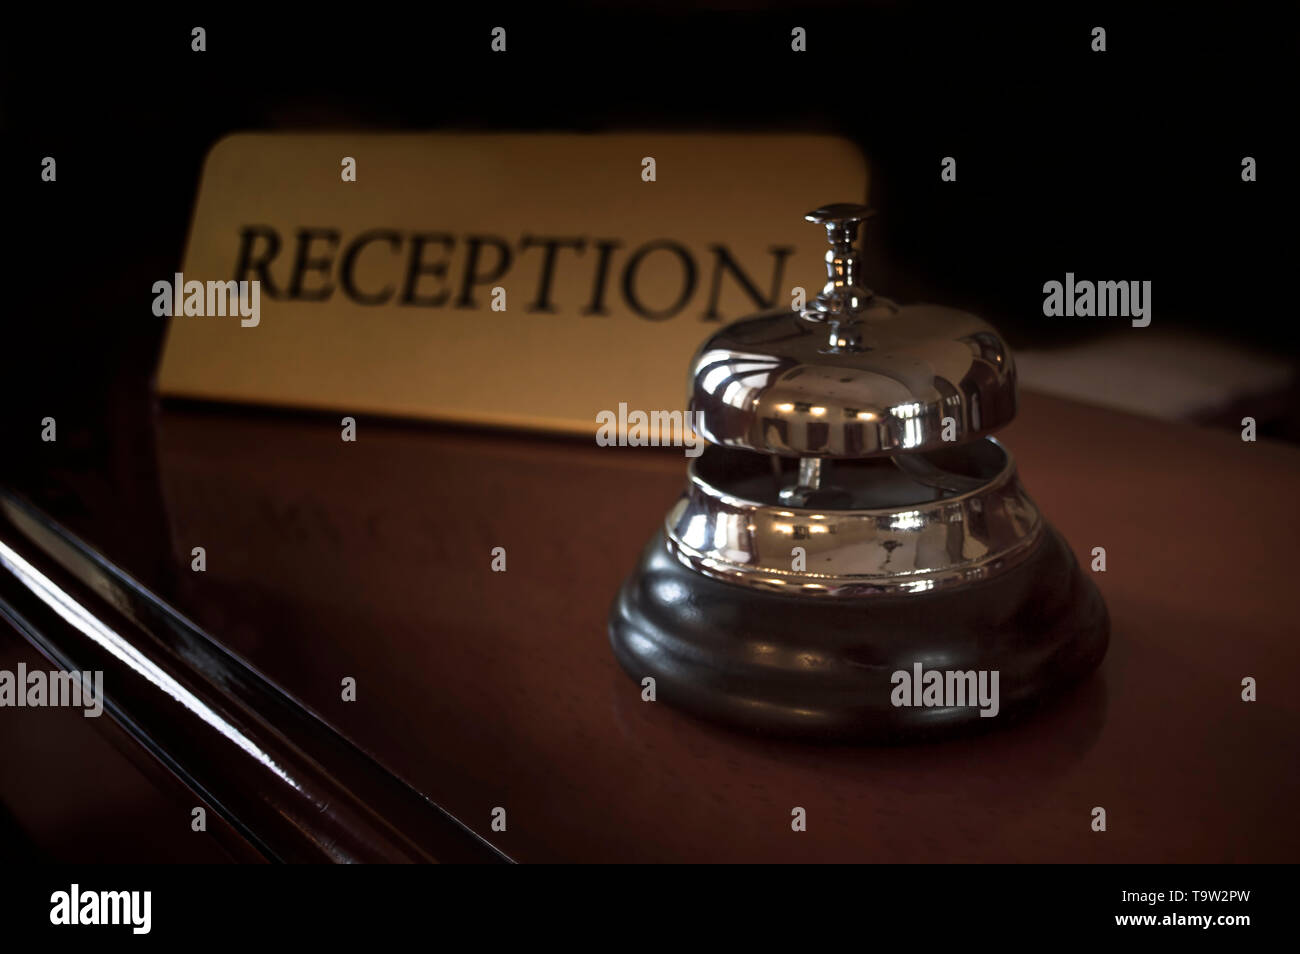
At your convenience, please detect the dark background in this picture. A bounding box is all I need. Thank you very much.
[1,1,1296,544]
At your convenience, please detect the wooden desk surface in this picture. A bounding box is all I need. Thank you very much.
[131,391,1297,863]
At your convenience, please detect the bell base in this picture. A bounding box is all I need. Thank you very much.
[609,527,1108,742]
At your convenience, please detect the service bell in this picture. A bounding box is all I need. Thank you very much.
[608,203,1109,740]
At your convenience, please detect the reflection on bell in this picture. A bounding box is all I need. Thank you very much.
[608,203,1109,741]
